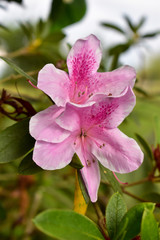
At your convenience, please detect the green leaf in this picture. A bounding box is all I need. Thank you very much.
[69,153,84,169]
[101,22,125,34]
[141,192,160,204]
[18,152,43,175]
[108,43,130,56]
[0,118,35,163]
[135,133,154,160]
[77,170,90,204]
[100,165,122,194]
[141,208,159,240]
[106,192,127,239]
[114,203,155,240]
[154,116,160,144]
[49,0,86,32]
[0,202,6,221]
[135,16,146,31]
[0,56,37,84]
[0,24,9,31]
[33,209,104,240]
[142,31,160,38]
[123,15,137,32]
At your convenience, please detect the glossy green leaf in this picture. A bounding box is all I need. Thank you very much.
[106,192,127,239]
[114,203,155,240]
[101,22,125,34]
[18,152,43,175]
[135,133,154,160]
[33,209,104,240]
[141,208,159,240]
[0,119,35,163]
[49,0,86,32]
[0,56,37,84]
[100,165,122,194]
[69,153,84,169]
[77,170,90,204]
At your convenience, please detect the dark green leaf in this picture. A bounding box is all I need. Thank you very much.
[49,0,86,32]
[134,86,149,97]
[0,56,37,84]
[141,208,159,240]
[106,192,127,239]
[108,43,130,56]
[100,165,122,194]
[142,31,160,38]
[0,118,35,163]
[135,133,154,160]
[33,209,104,240]
[0,202,6,221]
[18,152,43,175]
[77,170,90,204]
[101,22,125,34]
[141,192,160,204]
[114,203,155,240]
[123,15,136,32]
[135,17,146,31]
[69,153,84,169]
[3,0,22,4]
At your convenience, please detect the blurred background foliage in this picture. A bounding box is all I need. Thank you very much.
[0,0,160,239]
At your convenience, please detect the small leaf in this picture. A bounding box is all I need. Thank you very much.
[141,208,159,240]
[100,165,122,194]
[135,16,146,31]
[0,118,35,163]
[142,31,160,38]
[0,56,37,84]
[135,133,154,160]
[77,170,90,204]
[134,86,149,97]
[33,209,104,240]
[101,22,125,34]
[123,15,136,32]
[106,192,127,239]
[18,152,43,175]
[49,0,87,32]
[114,202,155,240]
[70,153,84,169]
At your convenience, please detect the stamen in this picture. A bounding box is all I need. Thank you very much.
[89,93,93,98]
[112,172,128,185]
[86,160,91,167]
[88,135,105,149]
[108,93,112,96]
[27,79,38,89]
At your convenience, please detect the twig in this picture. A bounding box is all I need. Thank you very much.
[93,202,109,240]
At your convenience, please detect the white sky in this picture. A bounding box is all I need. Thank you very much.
[0,0,160,68]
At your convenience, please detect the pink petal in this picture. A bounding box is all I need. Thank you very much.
[81,87,135,129]
[89,127,143,173]
[67,35,102,103]
[75,138,100,202]
[29,105,70,143]
[33,136,75,170]
[37,64,70,107]
[55,103,81,132]
[94,65,136,97]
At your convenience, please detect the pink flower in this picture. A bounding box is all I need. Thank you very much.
[37,34,136,107]
[29,87,143,202]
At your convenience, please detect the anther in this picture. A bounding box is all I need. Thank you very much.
[103,143,105,147]
[82,91,85,95]
[87,160,91,167]
[78,92,81,97]
[108,93,112,96]
[92,159,95,163]
[89,93,93,98]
